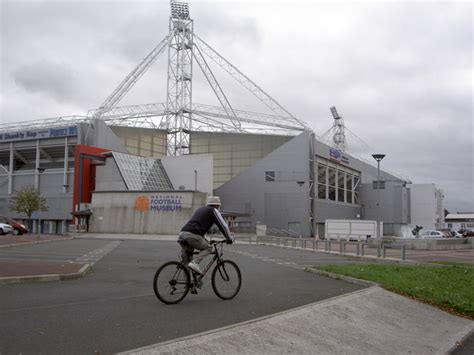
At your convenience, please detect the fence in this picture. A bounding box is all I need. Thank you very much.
[234,235,407,261]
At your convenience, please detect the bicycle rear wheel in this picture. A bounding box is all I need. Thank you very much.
[211,260,241,300]
[153,261,190,304]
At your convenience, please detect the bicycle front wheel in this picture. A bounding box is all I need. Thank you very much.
[211,260,241,300]
[153,261,190,305]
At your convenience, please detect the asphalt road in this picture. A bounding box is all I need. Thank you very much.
[0,239,367,354]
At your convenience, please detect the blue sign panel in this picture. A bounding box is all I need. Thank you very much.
[329,147,342,162]
[0,126,78,142]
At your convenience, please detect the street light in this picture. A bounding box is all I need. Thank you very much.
[37,167,45,237]
[371,154,385,240]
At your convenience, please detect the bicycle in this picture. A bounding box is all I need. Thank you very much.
[153,240,242,304]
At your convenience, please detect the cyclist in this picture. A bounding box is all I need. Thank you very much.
[178,196,233,274]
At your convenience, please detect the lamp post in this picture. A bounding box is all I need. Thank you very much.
[36,167,45,237]
[371,154,385,239]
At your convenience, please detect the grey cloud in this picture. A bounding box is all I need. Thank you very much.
[13,61,76,102]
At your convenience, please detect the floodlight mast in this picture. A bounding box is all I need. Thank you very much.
[166,0,194,156]
[330,106,347,152]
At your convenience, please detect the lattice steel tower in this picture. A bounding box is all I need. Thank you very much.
[166,2,194,155]
[330,106,347,152]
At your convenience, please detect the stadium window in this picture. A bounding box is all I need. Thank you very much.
[265,171,275,182]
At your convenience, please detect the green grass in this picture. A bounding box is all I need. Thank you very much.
[316,263,474,319]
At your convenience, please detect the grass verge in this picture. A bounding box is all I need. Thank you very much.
[316,263,474,319]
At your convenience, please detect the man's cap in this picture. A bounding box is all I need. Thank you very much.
[206,196,221,206]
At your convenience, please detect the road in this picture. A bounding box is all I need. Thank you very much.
[0,239,368,354]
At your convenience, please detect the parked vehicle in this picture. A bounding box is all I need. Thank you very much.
[418,230,445,239]
[0,223,13,235]
[0,215,28,235]
[460,229,474,238]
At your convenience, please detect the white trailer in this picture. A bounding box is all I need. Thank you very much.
[325,219,379,241]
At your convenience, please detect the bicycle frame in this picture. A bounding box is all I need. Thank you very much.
[189,240,226,287]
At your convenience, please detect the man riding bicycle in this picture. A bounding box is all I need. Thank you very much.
[178,196,233,274]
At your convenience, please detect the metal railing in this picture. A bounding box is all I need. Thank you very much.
[234,235,407,261]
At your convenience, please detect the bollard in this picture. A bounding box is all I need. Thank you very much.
[357,242,360,256]
[256,236,259,245]
[382,245,386,258]
[303,240,306,249]
[377,244,381,257]
[328,241,332,252]
[339,242,343,254]
[313,240,316,250]
[361,243,365,256]
[293,239,296,248]
[401,245,406,260]
[343,242,347,254]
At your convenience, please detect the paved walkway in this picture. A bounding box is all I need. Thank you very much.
[120,286,473,355]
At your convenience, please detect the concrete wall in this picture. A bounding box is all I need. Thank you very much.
[110,126,167,157]
[95,157,127,192]
[408,184,443,230]
[359,181,410,222]
[161,154,213,194]
[89,191,207,234]
[190,131,292,189]
[216,132,311,236]
[80,119,129,153]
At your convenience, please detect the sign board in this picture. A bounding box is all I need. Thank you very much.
[329,148,350,165]
[0,126,78,142]
[135,194,183,212]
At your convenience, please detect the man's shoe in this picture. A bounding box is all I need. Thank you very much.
[188,261,202,274]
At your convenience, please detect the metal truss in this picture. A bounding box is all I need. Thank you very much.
[192,41,240,129]
[93,34,171,119]
[193,35,311,132]
[0,116,88,133]
[88,103,168,128]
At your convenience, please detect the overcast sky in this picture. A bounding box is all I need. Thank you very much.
[0,0,472,212]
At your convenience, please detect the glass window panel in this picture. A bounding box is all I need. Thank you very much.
[328,186,336,201]
[317,164,326,184]
[338,188,345,202]
[265,171,275,181]
[346,174,353,190]
[113,152,173,191]
[346,190,353,204]
[318,184,326,199]
[354,176,360,189]
[328,168,336,187]
[337,170,344,189]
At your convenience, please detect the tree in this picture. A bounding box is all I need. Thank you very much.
[9,186,48,225]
